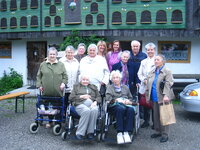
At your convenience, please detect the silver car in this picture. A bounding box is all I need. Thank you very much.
[180,82,200,113]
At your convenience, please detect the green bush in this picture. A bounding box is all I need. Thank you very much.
[59,30,106,51]
[0,68,23,95]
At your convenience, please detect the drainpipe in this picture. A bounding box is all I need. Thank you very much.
[107,0,109,30]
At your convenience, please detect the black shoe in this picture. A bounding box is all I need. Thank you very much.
[87,133,94,140]
[76,134,83,140]
[151,133,162,138]
[141,122,150,128]
[160,136,168,143]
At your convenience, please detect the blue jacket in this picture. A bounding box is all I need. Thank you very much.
[127,51,147,85]
[112,61,123,72]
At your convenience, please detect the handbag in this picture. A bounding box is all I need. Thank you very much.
[159,102,176,126]
[139,94,153,109]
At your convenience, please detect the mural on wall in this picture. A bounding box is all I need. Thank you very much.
[64,0,81,24]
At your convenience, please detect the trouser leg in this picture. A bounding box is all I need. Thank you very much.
[110,105,126,132]
[124,107,135,132]
[75,104,90,136]
[153,102,169,136]
[144,107,150,123]
[87,106,98,134]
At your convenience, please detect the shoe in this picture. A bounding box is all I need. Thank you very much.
[45,123,51,128]
[117,132,124,144]
[123,132,132,143]
[87,133,94,140]
[76,134,83,140]
[160,136,168,143]
[151,133,162,138]
[141,122,150,128]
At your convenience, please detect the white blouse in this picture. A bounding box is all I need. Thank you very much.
[59,57,79,92]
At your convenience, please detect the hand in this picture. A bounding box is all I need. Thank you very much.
[163,95,170,103]
[39,87,44,92]
[91,101,97,108]
[124,99,132,105]
[60,83,65,91]
[80,94,91,99]
[115,98,124,103]
[144,79,147,85]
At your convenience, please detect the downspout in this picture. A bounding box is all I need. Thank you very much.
[107,0,109,30]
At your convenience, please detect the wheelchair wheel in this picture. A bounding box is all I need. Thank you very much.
[61,131,66,140]
[29,123,39,134]
[101,133,106,141]
[53,124,62,135]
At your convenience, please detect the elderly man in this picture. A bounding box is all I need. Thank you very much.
[127,40,147,97]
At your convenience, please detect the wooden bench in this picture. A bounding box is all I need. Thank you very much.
[0,91,30,113]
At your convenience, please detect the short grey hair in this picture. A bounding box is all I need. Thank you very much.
[156,54,166,64]
[145,42,157,51]
[79,73,90,83]
[78,43,86,49]
[65,45,75,52]
[87,44,98,54]
[131,40,141,47]
[48,47,58,55]
[110,70,122,81]
[120,50,130,59]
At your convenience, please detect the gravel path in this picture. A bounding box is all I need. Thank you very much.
[0,98,200,150]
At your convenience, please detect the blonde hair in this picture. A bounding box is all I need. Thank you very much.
[97,40,107,56]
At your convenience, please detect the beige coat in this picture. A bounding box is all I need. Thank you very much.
[146,65,175,103]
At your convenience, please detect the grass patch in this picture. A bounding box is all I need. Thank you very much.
[173,99,181,104]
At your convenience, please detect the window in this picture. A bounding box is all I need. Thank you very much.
[85,14,93,25]
[91,3,98,14]
[126,0,137,2]
[112,11,122,24]
[156,0,167,1]
[158,41,191,63]
[97,14,104,24]
[30,16,38,27]
[126,11,136,24]
[0,18,7,28]
[44,0,51,5]
[1,0,7,11]
[112,0,122,3]
[171,10,183,24]
[141,10,151,24]
[50,5,56,16]
[45,16,51,26]
[156,10,167,23]
[10,0,17,11]
[10,17,17,28]
[141,0,151,1]
[54,16,61,26]
[84,0,92,2]
[30,0,38,9]
[55,0,61,4]
[20,16,27,27]
[0,42,12,58]
[20,0,27,10]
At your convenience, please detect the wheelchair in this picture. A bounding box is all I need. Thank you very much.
[61,101,103,141]
[101,95,140,143]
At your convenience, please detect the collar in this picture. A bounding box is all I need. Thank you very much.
[46,59,58,64]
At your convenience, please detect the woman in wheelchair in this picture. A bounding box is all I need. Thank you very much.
[106,70,137,144]
[69,74,101,140]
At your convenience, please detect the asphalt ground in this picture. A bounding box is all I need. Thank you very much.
[0,98,200,150]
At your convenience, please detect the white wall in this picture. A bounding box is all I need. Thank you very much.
[0,40,27,84]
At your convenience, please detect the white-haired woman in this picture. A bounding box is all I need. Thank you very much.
[59,45,79,106]
[105,70,136,144]
[69,74,101,140]
[137,42,156,128]
[80,44,110,91]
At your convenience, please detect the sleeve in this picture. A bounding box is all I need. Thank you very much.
[36,63,43,88]
[61,63,68,85]
[105,85,114,103]
[137,61,146,83]
[101,58,110,85]
[69,85,79,102]
[93,86,101,103]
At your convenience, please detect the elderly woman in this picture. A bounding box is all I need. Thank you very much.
[138,43,156,128]
[146,54,175,143]
[106,70,136,144]
[36,47,68,128]
[69,74,101,140]
[112,50,130,85]
[106,40,122,71]
[80,44,110,91]
[59,45,79,105]
[74,43,86,62]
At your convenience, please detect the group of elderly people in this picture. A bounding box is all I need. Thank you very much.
[36,40,175,144]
